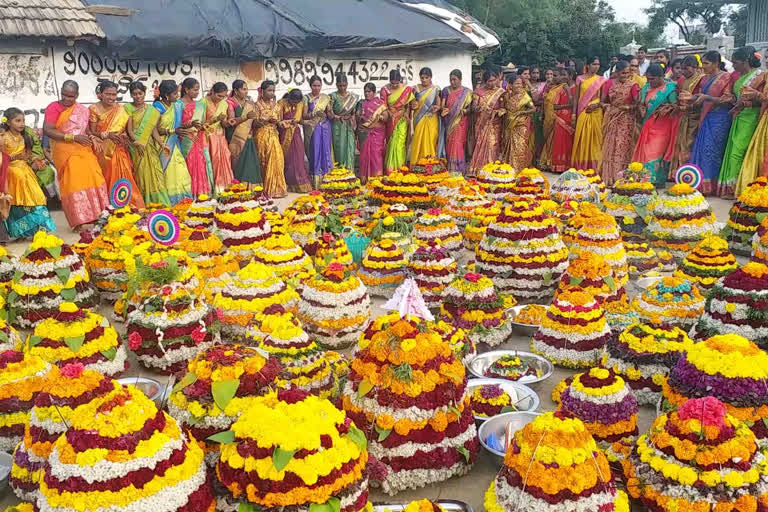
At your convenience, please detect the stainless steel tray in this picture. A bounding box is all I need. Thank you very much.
[374,500,472,512]
[478,411,541,462]
[0,450,11,490]
[468,350,553,385]
[465,378,540,421]
[117,377,164,403]
[507,304,544,337]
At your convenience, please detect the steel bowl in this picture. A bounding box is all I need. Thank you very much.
[635,275,663,294]
[117,377,164,403]
[0,450,11,490]
[468,350,553,385]
[478,411,541,462]
[466,378,540,422]
[374,501,472,512]
[507,304,544,337]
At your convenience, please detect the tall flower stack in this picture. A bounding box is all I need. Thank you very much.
[446,181,488,228]
[37,384,215,512]
[412,208,463,251]
[216,388,371,512]
[343,312,479,494]
[484,411,629,512]
[177,228,239,298]
[9,232,97,329]
[408,244,458,309]
[476,162,517,201]
[463,199,500,250]
[476,200,569,302]
[531,286,612,368]
[284,193,327,247]
[214,188,272,263]
[645,183,717,260]
[631,276,705,329]
[0,351,51,453]
[252,232,315,282]
[441,272,512,347]
[184,194,218,229]
[625,241,661,278]
[167,344,281,468]
[623,397,768,512]
[602,320,693,406]
[724,176,768,255]
[558,250,625,307]
[369,170,433,210]
[662,334,768,445]
[674,234,738,291]
[357,239,407,298]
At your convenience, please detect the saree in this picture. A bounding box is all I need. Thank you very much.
[382,85,415,173]
[25,127,56,198]
[601,80,639,186]
[539,84,561,169]
[357,97,387,183]
[45,101,107,227]
[551,85,575,173]
[229,101,262,185]
[254,99,286,197]
[152,100,193,205]
[205,97,235,193]
[671,71,704,171]
[180,100,213,196]
[440,87,472,174]
[720,70,765,197]
[740,80,768,187]
[572,74,606,170]
[279,99,312,193]
[469,86,505,175]
[330,91,359,169]
[125,103,170,206]
[303,94,333,187]
[689,72,733,195]
[632,81,679,188]
[0,132,55,237]
[531,82,548,160]
[500,90,534,170]
[410,85,441,165]
[90,104,145,209]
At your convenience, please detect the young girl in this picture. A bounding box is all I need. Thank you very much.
[1,108,56,238]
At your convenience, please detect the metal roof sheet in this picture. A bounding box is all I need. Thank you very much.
[0,0,105,40]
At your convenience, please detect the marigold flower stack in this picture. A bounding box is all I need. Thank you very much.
[440,272,512,347]
[411,158,450,195]
[177,228,239,298]
[0,351,51,454]
[357,239,407,298]
[604,162,657,242]
[476,162,517,201]
[446,181,488,228]
[214,187,272,264]
[550,168,601,203]
[631,276,705,329]
[674,234,738,291]
[504,174,547,202]
[321,166,364,204]
[724,176,768,255]
[431,319,475,366]
[284,193,327,247]
[412,208,462,251]
[369,170,432,210]
[558,250,625,307]
[408,244,458,310]
[314,233,357,272]
[251,232,315,282]
[462,199,500,250]
[184,194,218,229]
[625,241,661,278]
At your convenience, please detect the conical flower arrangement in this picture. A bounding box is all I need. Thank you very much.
[446,181,488,228]
[369,170,432,210]
[321,166,364,203]
[408,244,458,309]
[625,241,661,278]
[314,233,356,272]
[357,239,407,298]
[503,174,547,202]
[604,163,657,243]
[284,192,327,248]
[476,162,517,201]
[632,276,705,329]
[431,319,475,366]
[252,232,315,282]
[0,351,51,453]
[557,250,625,306]
[463,199,499,250]
[184,193,218,229]
[441,272,512,347]
[674,235,738,291]
[177,228,239,299]
[724,176,768,255]
[214,189,272,264]
[413,208,463,251]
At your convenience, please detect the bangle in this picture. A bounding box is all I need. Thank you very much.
[64,134,74,142]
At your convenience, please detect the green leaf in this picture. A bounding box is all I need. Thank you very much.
[239,504,260,512]
[64,335,85,353]
[374,423,392,442]
[763,418,768,429]
[206,430,236,444]
[357,380,374,398]
[757,213,768,224]
[101,317,110,328]
[172,372,198,394]
[501,405,518,413]
[55,267,71,284]
[46,245,62,259]
[347,425,367,452]
[100,347,117,361]
[569,276,583,286]
[60,287,76,301]
[272,447,296,472]
[212,379,240,411]
[6,290,17,303]
[310,498,341,512]
[12,271,22,283]
[543,271,553,284]
[457,445,471,463]
[449,405,461,416]
[604,275,616,291]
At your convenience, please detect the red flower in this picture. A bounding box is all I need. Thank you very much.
[162,286,172,296]
[190,326,206,345]
[327,262,344,273]
[678,397,727,427]
[232,179,240,184]
[464,272,482,283]
[427,208,442,216]
[322,232,334,243]
[216,307,225,320]
[150,261,168,270]
[310,190,322,196]
[128,331,142,350]
[61,363,85,378]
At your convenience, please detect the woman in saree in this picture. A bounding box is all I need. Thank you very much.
[632,64,679,188]
[720,47,766,197]
[688,51,734,196]
[544,68,576,172]
[329,73,359,169]
[572,57,606,170]
[469,70,506,175]
[530,68,552,163]
[204,82,235,194]
[540,71,562,170]
[227,79,262,186]
[22,127,56,199]
[1,108,56,237]
[599,61,639,185]
[88,80,145,209]
[43,80,108,228]
[381,69,414,173]
[253,81,286,198]
[500,73,535,169]
[671,56,704,171]
[151,80,193,205]
[303,75,333,188]
[278,89,312,193]
[357,82,388,184]
[440,69,472,174]
[125,81,170,206]
[179,77,213,196]
[410,67,442,165]
[739,69,768,186]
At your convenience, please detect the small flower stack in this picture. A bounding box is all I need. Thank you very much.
[645,183,717,260]
[0,351,51,453]
[431,319,475,366]
[484,411,629,512]
[178,228,239,299]
[216,389,370,512]
[674,235,738,291]
[184,194,218,229]
[602,320,692,406]
[252,232,315,282]
[476,200,569,303]
[558,251,625,307]
[413,208,463,251]
[434,174,465,206]
[10,232,97,329]
[284,193,327,247]
[531,286,612,368]
[604,164,657,242]
[37,385,215,512]
[321,166,364,204]
[550,168,601,203]
[463,199,500,250]
[625,241,661,278]
[476,162,517,201]
[408,244,458,310]
[724,176,768,255]
[504,174,548,203]
[314,233,356,272]
[662,334,768,445]
[631,276,705,330]
[484,354,541,381]
[412,158,451,196]
[446,181,488,228]
[343,312,479,494]
[623,397,768,512]
[215,190,272,263]
[369,170,432,210]
[441,273,512,347]
[357,239,407,298]
[470,384,515,418]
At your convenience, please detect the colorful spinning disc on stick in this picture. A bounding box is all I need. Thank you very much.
[675,164,703,190]
[110,179,132,208]
[147,210,180,246]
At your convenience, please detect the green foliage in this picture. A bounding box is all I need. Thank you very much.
[646,0,727,43]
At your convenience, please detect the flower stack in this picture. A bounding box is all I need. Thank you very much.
[321,166,364,204]
[314,233,357,272]
[368,203,416,232]
[343,312,479,494]
[484,354,541,381]
[470,384,516,418]
[604,169,657,243]
[476,200,569,302]
[214,261,299,339]
[10,232,97,329]
[578,167,607,199]
[408,244,458,309]
[412,158,450,196]
[412,208,463,251]
[463,199,500,250]
[691,262,768,348]
[623,397,768,512]
[369,170,432,210]
[674,235,738,291]
[177,228,239,298]
[0,351,51,453]
[484,411,629,512]
[724,176,768,255]
[124,248,204,315]
[440,272,512,347]
[645,183,717,260]
[37,384,215,512]
[0,246,14,295]
[531,286,612,368]
[603,292,639,336]
[431,319,475,366]
[662,334,768,445]
[357,239,407,298]
[167,344,281,468]
[184,194,218,229]
[602,320,693,406]
[215,190,272,263]
[625,241,661,278]
[216,389,370,512]
[284,193,327,248]
[446,181,488,228]
[631,276,705,329]
[503,175,547,203]
[10,364,116,502]
[476,162,517,201]
[252,232,315,282]
[751,217,768,264]
[558,251,625,307]
[433,174,465,206]
[550,168,600,203]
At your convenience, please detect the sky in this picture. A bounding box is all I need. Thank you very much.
[606,0,652,23]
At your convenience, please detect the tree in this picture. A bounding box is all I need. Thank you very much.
[645,0,728,43]
[726,5,748,46]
